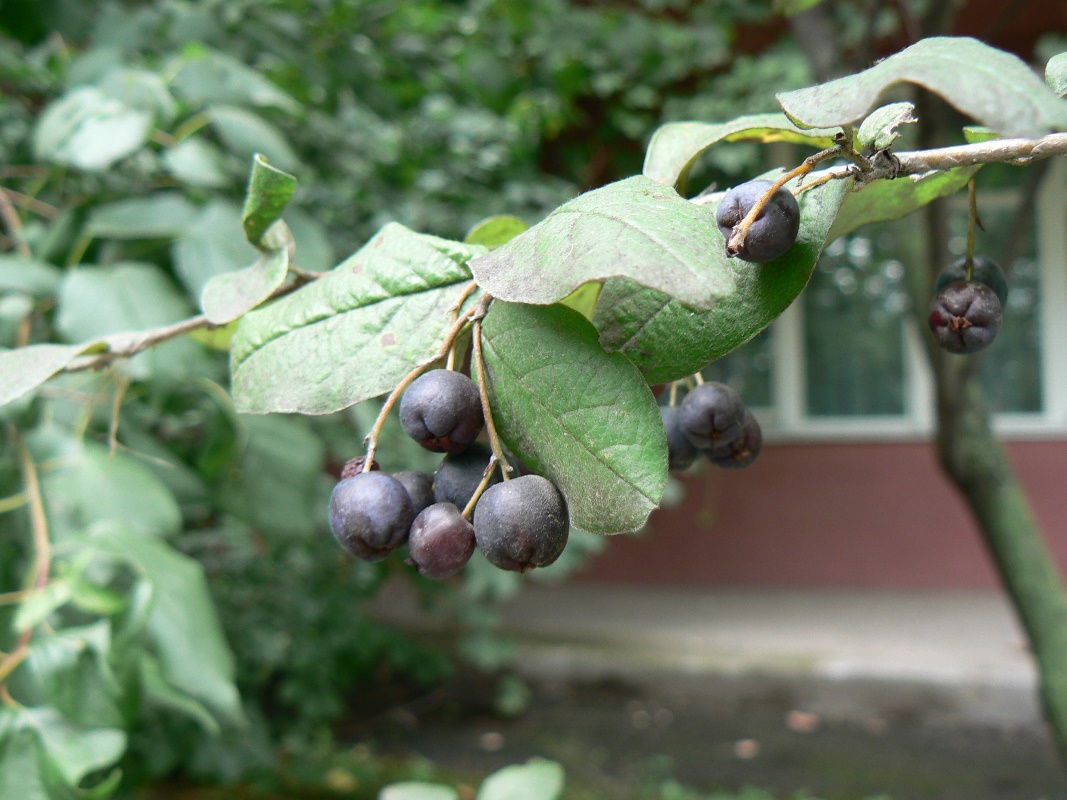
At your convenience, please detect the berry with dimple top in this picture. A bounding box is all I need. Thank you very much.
[399,369,484,453]
[328,472,414,561]
[935,256,1008,307]
[678,381,746,450]
[928,280,1002,354]
[661,405,698,472]
[707,409,762,470]
[393,470,435,517]
[716,179,800,263]
[407,502,476,579]
[473,474,569,572]
[433,442,501,511]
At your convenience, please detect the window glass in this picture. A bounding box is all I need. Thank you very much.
[803,223,913,416]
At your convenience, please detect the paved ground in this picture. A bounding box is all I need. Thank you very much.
[368,582,1042,727]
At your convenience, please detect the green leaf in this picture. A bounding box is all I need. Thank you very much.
[163,137,230,189]
[0,344,94,409]
[470,176,734,311]
[643,113,840,192]
[828,165,981,240]
[172,201,260,297]
[138,653,221,734]
[86,523,243,726]
[593,177,850,383]
[32,86,151,171]
[56,262,209,381]
[481,302,666,535]
[171,49,300,113]
[201,245,288,325]
[381,783,460,800]
[476,759,565,800]
[465,215,529,250]
[13,580,73,633]
[231,223,483,415]
[241,153,298,247]
[23,707,126,786]
[97,67,179,124]
[777,37,1067,138]
[209,105,300,172]
[0,729,49,800]
[86,193,198,240]
[0,257,62,295]
[855,102,917,152]
[1047,52,1067,97]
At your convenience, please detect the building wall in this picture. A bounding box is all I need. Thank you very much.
[577,440,1067,589]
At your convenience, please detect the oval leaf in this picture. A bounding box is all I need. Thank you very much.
[777,37,1067,138]
[32,87,151,171]
[201,246,288,324]
[481,302,666,535]
[380,783,460,800]
[856,102,917,152]
[643,113,839,192]
[241,153,297,247]
[476,759,565,800]
[0,344,93,409]
[1047,52,1067,97]
[465,215,529,250]
[593,177,849,383]
[231,224,483,415]
[86,193,198,240]
[470,176,734,311]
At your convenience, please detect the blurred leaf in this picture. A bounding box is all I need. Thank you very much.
[32,86,151,171]
[464,215,529,250]
[13,580,73,633]
[241,153,298,247]
[0,257,62,295]
[86,193,198,240]
[773,0,825,13]
[380,783,459,800]
[481,301,666,535]
[856,102,916,152]
[0,728,49,800]
[87,523,243,726]
[138,653,221,734]
[97,67,178,124]
[209,105,300,172]
[593,177,849,383]
[0,344,94,409]
[777,36,1067,137]
[201,245,288,325]
[476,759,565,800]
[231,224,483,415]
[172,201,260,297]
[1047,51,1067,97]
[643,113,839,192]
[470,176,733,311]
[171,49,300,112]
[284,206,336,271]
[163,137,231,189]
[22,707,126,787]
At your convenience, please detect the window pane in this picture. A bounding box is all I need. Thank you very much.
[803,225,913,417]
[700,327,773,408]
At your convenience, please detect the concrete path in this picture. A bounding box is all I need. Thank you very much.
[368,582,1043,729]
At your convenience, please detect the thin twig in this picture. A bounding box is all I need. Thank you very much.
[471,315,513,482]
[0,187,30,258]
[1,187,59,220]
[107,376,131,457]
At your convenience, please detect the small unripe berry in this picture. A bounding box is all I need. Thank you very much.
[716,179,800,263]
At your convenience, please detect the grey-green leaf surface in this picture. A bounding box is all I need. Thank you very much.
[231,223,483,414]
[470,175,733,311]
[163,137,230,189]
[172,201,260,297]
[86,193,198,240]
[209,105,300,172]
[201,247,288,324]
[476,759,565,800]
[87,522,243,725]
[32,86,151,171]
[828,164,981,240]
[171,49,300,113]
[380,783,460,800]
[1047,52,1067,97]
[777,37,1067,138]
[856,102,917,152]
[0,257,62,295]
[0,728,49,800]
[0,344,93,409]
[643,113,839,192]
[21,707,126,786]
[464,215,529,250]
[241,154,298,247]
[594,178,849,383]
[480,302,666,535]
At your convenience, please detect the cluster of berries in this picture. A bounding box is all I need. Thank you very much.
[329,369,568,578]
[660,381,762,472]
[927,256,1006,355]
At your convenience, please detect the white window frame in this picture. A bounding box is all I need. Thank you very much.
[754,158,1067,444]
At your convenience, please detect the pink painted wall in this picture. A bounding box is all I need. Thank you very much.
[577,441,1067,589]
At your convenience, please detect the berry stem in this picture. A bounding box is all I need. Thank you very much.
[692,371,705,387]
[472,316,514,482]
[668,380,680,407]
[461,455,500,520]
[362,291,491,471]
[965,177,983,279]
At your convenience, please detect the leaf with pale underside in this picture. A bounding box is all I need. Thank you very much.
[470,175,733,311]
[201,229,290,324]
[777,37,1067,138]
[1047,52,1067,98]
[230,223,483,414]
[643,113,839,192]
[0,344,97,409]
[856,102,917,152]
[593,178,849,383]
[480,301,666,535]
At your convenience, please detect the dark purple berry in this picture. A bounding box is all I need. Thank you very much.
[660,405,698,472]
[399,369,484,453]
[329,472,414,561]
[473,475,568,573]
[707,409,762,470]
[716,179,800,263]
[928,280,1002,355]
[678,382,746,450]
[393,470,435,517]
[340,455,380,479]
[935,256,1008,307]
[432,442,501,511]
[407,503,476,579]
